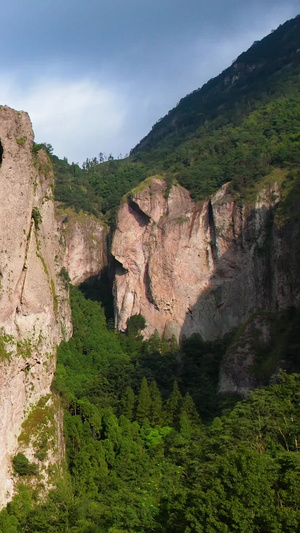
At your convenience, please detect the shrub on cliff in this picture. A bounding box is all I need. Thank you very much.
[32,207,42,231]
[12,453,38,476]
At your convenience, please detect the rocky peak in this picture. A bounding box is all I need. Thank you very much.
[112,176,297,342]
[0,107,71,507]
[57,207,108,286]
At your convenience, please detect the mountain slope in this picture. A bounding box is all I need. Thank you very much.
[53,15,300,219]
[132,15,300,155]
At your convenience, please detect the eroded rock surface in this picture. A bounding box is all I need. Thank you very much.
[112,177,299,342]
[0,107,71,507]
[57,208,108,285]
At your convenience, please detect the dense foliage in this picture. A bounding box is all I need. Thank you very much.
[52,94,300,221]
[53,154,147,225]
[1,288,299,532]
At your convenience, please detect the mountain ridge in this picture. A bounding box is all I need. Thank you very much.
[131,14,300,155]
[52,14,300,222]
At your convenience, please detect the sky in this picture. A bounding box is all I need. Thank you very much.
[0,0,299,164]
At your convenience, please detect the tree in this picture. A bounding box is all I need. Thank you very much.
[149,381,163,425]
[126,314,146,337]
[12,453,38,476]
[136,377,151,424]
[41,142,53,154]
[32,207,42,230]
[120,386,135,421]
[165,381,182,426]
[181,393,200,426]
[145,330,161,354]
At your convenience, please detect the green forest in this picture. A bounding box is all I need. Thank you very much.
[1,14,300,533]
[51,96,300,224]
[1,288,300,532]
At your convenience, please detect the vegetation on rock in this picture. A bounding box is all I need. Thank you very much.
[12,454,39,477]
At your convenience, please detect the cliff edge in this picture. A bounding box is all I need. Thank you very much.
[0,107,71,507]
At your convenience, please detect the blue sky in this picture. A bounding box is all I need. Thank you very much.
[1,0,299,163]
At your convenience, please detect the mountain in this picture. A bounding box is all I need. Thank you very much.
[110,15,300,392]
[53,15,300,218]
[132,15,300,155]
[46,14,300,392]
[0,15,300,531]
[0,107,72,507]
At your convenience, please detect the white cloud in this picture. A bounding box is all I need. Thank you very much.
[0,77,129,163]
[0,3,297,164]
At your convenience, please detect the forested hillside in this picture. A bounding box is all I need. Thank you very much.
[132,15,300,155]
[52,15,300,221]
[1,288,299,532]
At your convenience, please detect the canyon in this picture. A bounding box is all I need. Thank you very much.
[0,13,298,529]
[0,105,299,506]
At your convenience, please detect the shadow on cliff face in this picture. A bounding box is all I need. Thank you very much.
[78,267,114,323]
[128,197,151,226]
[180,173,300,394]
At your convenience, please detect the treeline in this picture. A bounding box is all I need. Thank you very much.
[132,97,300,201]
[51,92,300,223]
[1,288,299,532]
[52,153,147,225]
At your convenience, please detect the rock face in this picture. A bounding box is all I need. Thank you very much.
[219,313,276,394]
[57,208,108,285]
[0,107,71,507]
[112,176,299,341]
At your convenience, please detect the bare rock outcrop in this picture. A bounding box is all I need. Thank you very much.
[0,107,71,507]
[112,176,298,341]
[57,208,108,285]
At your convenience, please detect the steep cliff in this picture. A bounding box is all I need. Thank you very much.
[0,107,72,507]
[57,207,108,285]
[112,176,299,343]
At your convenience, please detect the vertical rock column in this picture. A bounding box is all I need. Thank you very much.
[0,107,71,507]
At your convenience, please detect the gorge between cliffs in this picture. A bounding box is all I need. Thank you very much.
[0,104,299,509]
[0,13,299,530]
